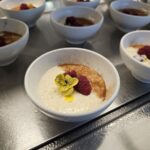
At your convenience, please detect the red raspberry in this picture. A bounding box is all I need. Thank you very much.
[20,3,29,10]
[65,70,77,77]
[146,51,150,59]
[144,46,150,59]
[138,47,146,55]
[75,75,92,95]
[138,46,150,59]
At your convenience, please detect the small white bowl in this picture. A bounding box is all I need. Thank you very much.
[63,0,100,8]
[24,48,120,122]
[0,0,45,27]
[0,18,29,66]
[51,6,103,44]
[120,30,150,83]
[110,0,150,32]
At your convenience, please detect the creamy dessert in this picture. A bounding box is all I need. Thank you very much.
[126,44,150,67]
[38,64,106,114]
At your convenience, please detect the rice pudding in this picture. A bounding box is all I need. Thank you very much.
[126,44,150,67]
[38,64,106,115]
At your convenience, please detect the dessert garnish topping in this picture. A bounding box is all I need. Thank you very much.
[13,3,36,11]
[55,74,79,96]
[20,3,30,10]
[55,70,92,97]
[75,75,92,95]
[66,71,92,95]
[64,70,77,78]
[20,3,35,10]
[138,45,150,59]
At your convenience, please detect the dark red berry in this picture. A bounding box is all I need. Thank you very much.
[20,3,29,10]
[138,46,150,59]
[75,75,92,95]
[65,70,77,77]
[138,47,146,55]
[146,51,150,59]
[142,46,150,51]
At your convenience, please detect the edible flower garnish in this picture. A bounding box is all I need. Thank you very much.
[55,74,79,96]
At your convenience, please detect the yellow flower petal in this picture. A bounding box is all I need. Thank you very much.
[55,73,79,96]
[59,85,70,92]
[64,95,74,102]
[62,88,74,96]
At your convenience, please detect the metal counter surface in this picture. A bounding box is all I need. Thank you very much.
[38,92,150,150]
[0,3,150,150]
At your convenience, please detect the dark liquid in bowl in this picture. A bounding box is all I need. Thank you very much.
[77,0,90,2]
[119,8,148,16]
[0,31,21,47]
[65,16,94,27]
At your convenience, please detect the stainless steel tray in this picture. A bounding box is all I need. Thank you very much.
[38,93,150,150]
[0,3,150,150]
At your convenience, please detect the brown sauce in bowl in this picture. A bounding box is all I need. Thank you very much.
[65,16,94,27]
[77,0,90,2]
[119,8,148,16]
[0,31,21,47]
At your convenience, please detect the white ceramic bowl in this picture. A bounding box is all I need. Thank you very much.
[120,30,150,83]
[0,0,45,27]
[63,0,100,8]
[51,6,104,44]
[110,0,150,32]
[24,48,120,122]
[0,18,29,66]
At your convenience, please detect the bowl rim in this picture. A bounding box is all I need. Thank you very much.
[24,47,120,118]
[0,0,45,12]
[50,6,104,29]
[110,0,150,19]
[120,30,150,70]
[0,18,29,49]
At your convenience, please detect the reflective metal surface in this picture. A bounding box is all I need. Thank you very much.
[39,93,150,150]
[0,2,150,150]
